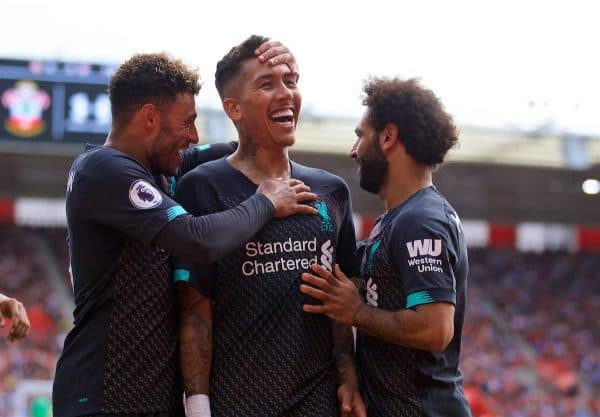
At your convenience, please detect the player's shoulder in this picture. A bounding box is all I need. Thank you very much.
[392,186,454,231]
[178,142,237,178]
[184,157,228,178]
[74,145,148,181]
[291,161,350,192]
[176,157,228,192]
[391,187,464,255]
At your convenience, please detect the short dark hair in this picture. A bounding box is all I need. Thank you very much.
[215,35,270,99]
[362,77,458,166]
[109,52,200,125]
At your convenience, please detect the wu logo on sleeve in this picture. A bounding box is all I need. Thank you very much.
[406,239,445,273]
[406,239,442,258]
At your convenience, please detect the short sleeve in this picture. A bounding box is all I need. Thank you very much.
[391,214,457,309]
[172,170,217,298]
[75,153,187,245]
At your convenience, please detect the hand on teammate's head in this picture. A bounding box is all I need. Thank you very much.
[255,39,298,73]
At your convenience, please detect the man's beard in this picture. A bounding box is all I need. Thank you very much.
[149,126,176,176]
[358,138,388,194]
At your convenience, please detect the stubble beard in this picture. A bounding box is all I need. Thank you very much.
[359,139,389,195]
[149,126,177,176]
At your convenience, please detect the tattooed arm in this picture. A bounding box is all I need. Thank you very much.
[179,283,213,416]
[333,322,366,417]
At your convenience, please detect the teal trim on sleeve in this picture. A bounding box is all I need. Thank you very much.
[173,269,190,283]
[365,239,381,273]
[198,144,211,151]
[368,240,381,260]
[406,290,435,308]
[168,177,177,196]
[167,205,187,222]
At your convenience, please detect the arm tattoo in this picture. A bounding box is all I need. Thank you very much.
[332,321,356,385]
[180,297,212,396]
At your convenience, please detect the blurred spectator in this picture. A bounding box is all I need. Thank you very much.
[463,249,599,417]
[0,225,71,416]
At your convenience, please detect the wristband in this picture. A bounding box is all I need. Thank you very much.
[185,394,211,417]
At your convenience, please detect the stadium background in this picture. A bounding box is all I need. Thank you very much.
[1,13,599,417]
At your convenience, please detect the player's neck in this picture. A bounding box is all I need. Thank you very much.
[228,145,291,184]
[380,162,432,212]
[105,127,150,171]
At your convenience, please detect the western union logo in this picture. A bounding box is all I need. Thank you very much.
[406,239,441,258]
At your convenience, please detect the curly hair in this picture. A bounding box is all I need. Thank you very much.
[109,52,200,125]
[362,77,458,166]
[215,34,270,99]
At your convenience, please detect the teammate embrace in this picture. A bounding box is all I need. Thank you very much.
[53,35,471,417]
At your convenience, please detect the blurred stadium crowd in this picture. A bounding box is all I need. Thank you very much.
[462,249,599,417]
[0,225,598,417]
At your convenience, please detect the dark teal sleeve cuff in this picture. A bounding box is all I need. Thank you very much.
[406,288,455,309]
[173,268,190,283]
[167,205,188,222]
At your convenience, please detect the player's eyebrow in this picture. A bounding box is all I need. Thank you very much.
[283,71,299,82]
[252,73,273,84]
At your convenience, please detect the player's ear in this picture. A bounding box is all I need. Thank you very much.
[140,103,160,129]
[222,98,241,121]
[380,123,398,152]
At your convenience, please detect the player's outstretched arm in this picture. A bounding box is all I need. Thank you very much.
[156,179,317,266]
[0,293,30,342]
[301,263,455,353]
[179,284,213,417]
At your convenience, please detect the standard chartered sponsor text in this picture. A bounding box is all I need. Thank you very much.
[246,238,317,257]
[243,238,319,277]
[242,256,318,276]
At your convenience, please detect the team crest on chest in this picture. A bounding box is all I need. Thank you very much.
[315,201,334,233]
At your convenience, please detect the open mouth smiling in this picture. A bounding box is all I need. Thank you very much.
[269,108,294,126]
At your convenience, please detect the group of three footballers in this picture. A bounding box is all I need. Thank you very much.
[53,35,471,417]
